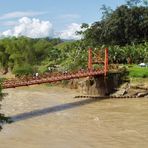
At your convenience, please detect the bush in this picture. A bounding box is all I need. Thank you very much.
[12,64,34,77]
[38,65,48,74]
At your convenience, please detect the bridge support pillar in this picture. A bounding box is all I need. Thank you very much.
[88,48,93,71]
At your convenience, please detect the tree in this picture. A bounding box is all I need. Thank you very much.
[82,4,148,46]
[100,4,113,20]
[143,0,148,6]
[126,0,142,7]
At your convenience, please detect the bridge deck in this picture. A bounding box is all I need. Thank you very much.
[2,70,104,89]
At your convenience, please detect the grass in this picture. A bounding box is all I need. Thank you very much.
[128,65,148,78]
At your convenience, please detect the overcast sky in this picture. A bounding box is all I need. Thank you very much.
[0,0,125,39]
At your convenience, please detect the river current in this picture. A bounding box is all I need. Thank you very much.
[0,85,148,148]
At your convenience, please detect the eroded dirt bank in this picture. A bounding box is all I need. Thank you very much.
[68,76,148,98]
[0,85,148,148]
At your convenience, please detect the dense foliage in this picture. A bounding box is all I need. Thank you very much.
[0,37,90,75]
[55,41,148,67]
[0,37,147,76]
[81,1,148,46]
[0,37,62,75]
[108,42,148,64]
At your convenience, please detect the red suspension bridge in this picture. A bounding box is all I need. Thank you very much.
[2,48,109,89]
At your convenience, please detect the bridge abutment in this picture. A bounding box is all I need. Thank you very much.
[69,71,128,96]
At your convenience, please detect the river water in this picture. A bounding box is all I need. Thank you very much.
[0,85,148,148]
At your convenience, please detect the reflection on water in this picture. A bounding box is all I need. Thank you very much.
[0,86,148,148]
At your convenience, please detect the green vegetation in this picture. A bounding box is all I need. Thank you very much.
[80,0,148,46]
[108,43,148,64]
[0,36,147,78]
[0,37,89,75]
[128,65,148,78]
[12,64,34,77]
[0,37,63,75]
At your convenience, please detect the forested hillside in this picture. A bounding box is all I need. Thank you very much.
[0,37,63,75]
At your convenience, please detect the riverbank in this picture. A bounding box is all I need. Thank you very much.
[65,77,148,98]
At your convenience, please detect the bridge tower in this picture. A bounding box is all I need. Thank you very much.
[88,47,109,76]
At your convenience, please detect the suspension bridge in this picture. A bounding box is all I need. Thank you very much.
[2,48,109,89]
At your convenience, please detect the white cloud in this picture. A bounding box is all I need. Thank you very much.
[1,17,53,38]
[0,11,47,20]
[0,17,85,40]
[58,23,83,40]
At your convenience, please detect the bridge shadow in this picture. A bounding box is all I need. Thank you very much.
[10,97,104,123]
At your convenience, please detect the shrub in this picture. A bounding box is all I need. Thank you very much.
[38,65,48,74]
[12,64,34,77]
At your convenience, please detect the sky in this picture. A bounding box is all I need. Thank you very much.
[0,0,126,39]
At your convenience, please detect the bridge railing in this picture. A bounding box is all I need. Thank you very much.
[2,69,105,89]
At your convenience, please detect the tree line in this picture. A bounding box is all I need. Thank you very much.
[80,0,148,46]
[0,37,63,76]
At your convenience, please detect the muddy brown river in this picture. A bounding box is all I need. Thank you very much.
[0,85,148,148]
